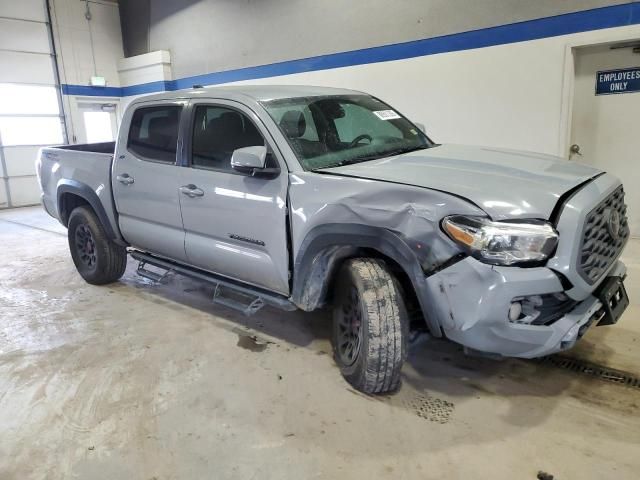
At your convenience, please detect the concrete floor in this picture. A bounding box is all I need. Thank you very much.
[1,206,639,480]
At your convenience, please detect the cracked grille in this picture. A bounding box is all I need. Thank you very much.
[578,186,629,284]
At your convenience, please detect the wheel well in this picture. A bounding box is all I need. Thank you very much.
[321,247,424,330]
[59,193,90,226]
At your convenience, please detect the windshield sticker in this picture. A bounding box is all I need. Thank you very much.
[373,110,401,120]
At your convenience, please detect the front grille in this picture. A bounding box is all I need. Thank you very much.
[578,186,629,284]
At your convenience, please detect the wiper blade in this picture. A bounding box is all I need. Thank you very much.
[340,145,429,165]
[312,145,429,171]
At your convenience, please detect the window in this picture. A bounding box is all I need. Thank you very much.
[0,83,63,146]
[127,105,182,163]
[0,116,63,146]
[0,84,59,115]
[262,95,431,170]
[192,105,265,171]
[83,111,114,143]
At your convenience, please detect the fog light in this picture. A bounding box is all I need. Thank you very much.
[508,302,522,321]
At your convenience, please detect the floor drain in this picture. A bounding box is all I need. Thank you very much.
[538,355,640,389]
[405,394,454,424]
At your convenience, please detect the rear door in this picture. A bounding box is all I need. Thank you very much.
[113,100,189,261]
[179,99,290,294]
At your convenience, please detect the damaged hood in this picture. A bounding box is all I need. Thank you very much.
[323,144,602,220]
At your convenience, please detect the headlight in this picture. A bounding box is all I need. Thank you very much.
[441,215,558,266]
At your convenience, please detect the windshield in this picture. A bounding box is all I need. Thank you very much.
[261,94,433,170]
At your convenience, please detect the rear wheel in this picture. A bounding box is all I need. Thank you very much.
[332,258,409,394]
[68,206,127,285]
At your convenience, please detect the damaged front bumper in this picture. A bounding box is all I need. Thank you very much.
[422,256,627,358]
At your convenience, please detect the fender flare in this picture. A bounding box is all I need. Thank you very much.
[56,179,119,241]
[291,223,442,336]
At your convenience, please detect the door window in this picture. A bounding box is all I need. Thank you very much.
[127,105,182,163]
[83,111,114,143]
[191,105,265,172]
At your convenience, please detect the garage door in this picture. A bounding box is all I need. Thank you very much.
[0,0,66,209]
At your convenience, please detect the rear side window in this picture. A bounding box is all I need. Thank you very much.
[127,105,182,163]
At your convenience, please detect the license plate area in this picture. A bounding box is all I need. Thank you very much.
[596,276,629,326]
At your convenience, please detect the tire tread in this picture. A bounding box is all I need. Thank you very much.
[334,258,408,394]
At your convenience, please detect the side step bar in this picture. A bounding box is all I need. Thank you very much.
[130,250,297,316]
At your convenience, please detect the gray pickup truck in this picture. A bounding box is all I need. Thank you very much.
[37,85,630,394]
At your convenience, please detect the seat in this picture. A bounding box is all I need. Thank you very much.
[194,110,265,170]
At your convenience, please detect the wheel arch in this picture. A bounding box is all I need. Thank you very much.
[56,179,118,241]
[291,224,442,336]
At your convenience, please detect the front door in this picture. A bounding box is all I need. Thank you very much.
[570,42,640,236]
[179,100,290,294]
[113,101,189,262]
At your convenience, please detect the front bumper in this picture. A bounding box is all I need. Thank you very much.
[422,256,627,358]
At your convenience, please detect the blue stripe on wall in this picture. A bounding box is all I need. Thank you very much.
[62,2,640,97]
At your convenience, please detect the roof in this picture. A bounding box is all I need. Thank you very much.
[130,84,365,104]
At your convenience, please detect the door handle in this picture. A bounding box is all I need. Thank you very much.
[180,184,204,198]
[116,174,134,185]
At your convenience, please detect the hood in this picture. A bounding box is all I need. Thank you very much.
[323,144,602,220]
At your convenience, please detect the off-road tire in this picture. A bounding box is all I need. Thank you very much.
[68,206,127,285]
[332,258,409,394]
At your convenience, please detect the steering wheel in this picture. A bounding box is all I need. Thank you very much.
[348,134,373,148]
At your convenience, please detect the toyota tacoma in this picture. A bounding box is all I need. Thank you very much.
[37,85,630,394]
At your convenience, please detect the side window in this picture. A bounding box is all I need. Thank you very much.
[127,105,182,163]
[192,105,265,171]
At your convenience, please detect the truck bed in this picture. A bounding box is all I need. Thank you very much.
[49,141,116,155]
[37,142,120,238]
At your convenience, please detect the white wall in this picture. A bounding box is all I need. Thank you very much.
[118,50,172,87]
[215,24,640,159]
[51,0,124,144]
[116,24,640,159]
[51,0,123,87]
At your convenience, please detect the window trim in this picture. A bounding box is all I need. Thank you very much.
[126,104,184,165]
[185,99,284,177]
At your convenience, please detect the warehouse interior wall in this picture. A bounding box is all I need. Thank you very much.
[111,1,640,159]
[51,0,124,145]
[122,0,631,79]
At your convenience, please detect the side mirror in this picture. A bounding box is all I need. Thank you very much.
[231,145,280,178]
[231,145,267,170]
[414,122,426,133]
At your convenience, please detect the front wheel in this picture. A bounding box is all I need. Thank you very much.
[68,206,127,285]
[332,258,409,394]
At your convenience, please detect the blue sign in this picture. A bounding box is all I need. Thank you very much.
[596,67,640,95]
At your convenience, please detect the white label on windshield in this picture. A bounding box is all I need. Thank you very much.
[373,110,401,120]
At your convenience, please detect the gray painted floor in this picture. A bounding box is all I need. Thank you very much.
[1,207,639,479]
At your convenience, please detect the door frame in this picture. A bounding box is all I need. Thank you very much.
[69,96,121,144]
[559,28,640,160]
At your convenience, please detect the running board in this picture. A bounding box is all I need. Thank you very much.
[137,260,173,284]
[130,251,296,315]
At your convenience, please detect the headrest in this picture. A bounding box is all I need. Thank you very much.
[148,116,175,136]
[219,111,243,130]
[279,110,306,138]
